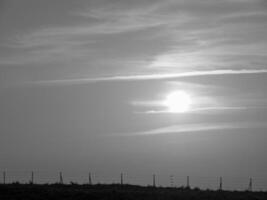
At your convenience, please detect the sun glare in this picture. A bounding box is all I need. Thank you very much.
[164,91,192,113]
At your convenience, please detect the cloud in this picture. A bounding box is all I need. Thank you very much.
[21,69,267,87]
[7,0,264,49]
[221,11,267,25]
[8,1,174,49]
[135,106,249,115]
[131,123,239,136]
[1,0,267,87]
[116,121,267,136]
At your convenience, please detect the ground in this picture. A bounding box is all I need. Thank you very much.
[0,184,266,200]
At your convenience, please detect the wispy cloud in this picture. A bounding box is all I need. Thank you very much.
[1,0,267,88]
[9,1,173,49]
[115,121,267,136]
[22,69,267,86]
[134,106,249,115]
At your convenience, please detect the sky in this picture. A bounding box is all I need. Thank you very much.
[1,0,267,190]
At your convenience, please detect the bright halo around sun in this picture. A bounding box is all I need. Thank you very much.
[164,91,192,113]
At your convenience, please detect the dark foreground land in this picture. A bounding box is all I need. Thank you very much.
[0,184,266,200]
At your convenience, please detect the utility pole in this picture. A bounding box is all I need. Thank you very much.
[3,171,6,184]
[219,177,222,191]
[153,174,156,187]
[248,178,252,192]
[30,171,34,184]
[186,176,190,188]
[59,172,63,184]
[170,175,174,187]
[120,173,123,185]
[88,173,92,185]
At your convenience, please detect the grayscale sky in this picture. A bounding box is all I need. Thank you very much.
[1,0,267,189]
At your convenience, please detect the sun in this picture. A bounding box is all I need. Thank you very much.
[164,91,192,113]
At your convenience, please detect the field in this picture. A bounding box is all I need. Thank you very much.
[0,184,266,200]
